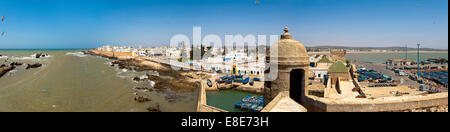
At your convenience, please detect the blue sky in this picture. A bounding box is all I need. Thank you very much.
[0,0,448,49]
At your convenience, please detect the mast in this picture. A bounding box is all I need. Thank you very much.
[417,43,421,82]
[405,44,408,60]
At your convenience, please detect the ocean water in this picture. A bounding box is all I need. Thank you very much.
[0,50,197,112]
[346,52,448,63]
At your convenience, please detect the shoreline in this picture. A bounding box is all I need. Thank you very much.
[83,49,200,91]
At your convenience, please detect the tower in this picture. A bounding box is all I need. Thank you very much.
[264,27,310,105]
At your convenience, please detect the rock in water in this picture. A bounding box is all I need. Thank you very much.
[26,63,42,69]
[35,53,48,58]
[134,96,152,103]
[0,65,16,78]
[10,62,23,66]
[35,53,42,58]
[134,87,153,92]
[147,105,161,112]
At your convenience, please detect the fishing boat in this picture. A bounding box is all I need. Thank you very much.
[206,79,213,87]
[242,77,250,85]
[255,106,264,112]
[225,79,233,84]
[249,104,259,111]
[243,103,253,110]
[220,75,229,80]
[235,95,264,112]
[234,78,244,83]
[216,79,225,83]
[242,95,251,102]
[235,75,244,78]
[234,102,243,108]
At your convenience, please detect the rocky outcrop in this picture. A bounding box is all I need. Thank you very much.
[10,62,23,66]
[35,53,48,58]
[133,76,142,81]
[134,87,153,92]
[26,63,42,69]
[134,96,152,103]
[111,60,134,70]
[146,105,161,112]
[0,65,15,78]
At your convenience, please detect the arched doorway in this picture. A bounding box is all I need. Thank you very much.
[290,69,305,103]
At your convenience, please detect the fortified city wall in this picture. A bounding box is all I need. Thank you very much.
[302,92,448,112]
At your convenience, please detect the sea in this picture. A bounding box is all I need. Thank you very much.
[0,49,197,112]
[346,52,448,63]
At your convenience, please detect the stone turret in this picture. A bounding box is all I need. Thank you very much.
[264,27,310,105]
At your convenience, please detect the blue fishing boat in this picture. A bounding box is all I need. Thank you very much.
[253,78,261,82]
[235,95,264,112]
[225,79,233,84]
[206,79,213,87]
[249,104,259,111]
[234,102,243,108]
[243,103,252,110]
[255,106,264,112]
[220,75,229,80]
[242,77,250,85]
[216,79,225,83]
[234,78,244,83]
[235,75,243,78]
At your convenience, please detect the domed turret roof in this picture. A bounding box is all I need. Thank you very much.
[267,27,309,66]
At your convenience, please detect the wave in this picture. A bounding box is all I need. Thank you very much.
[10,54,52,60]
[7,70,17,76]
[66,52,87,57]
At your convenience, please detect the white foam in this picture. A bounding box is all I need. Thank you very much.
[150,81,155,87]
[7,70,17,76]
[11,54,52,60]
[139,75,148,80]
[12,56,35,60]
[66,52,87,57]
